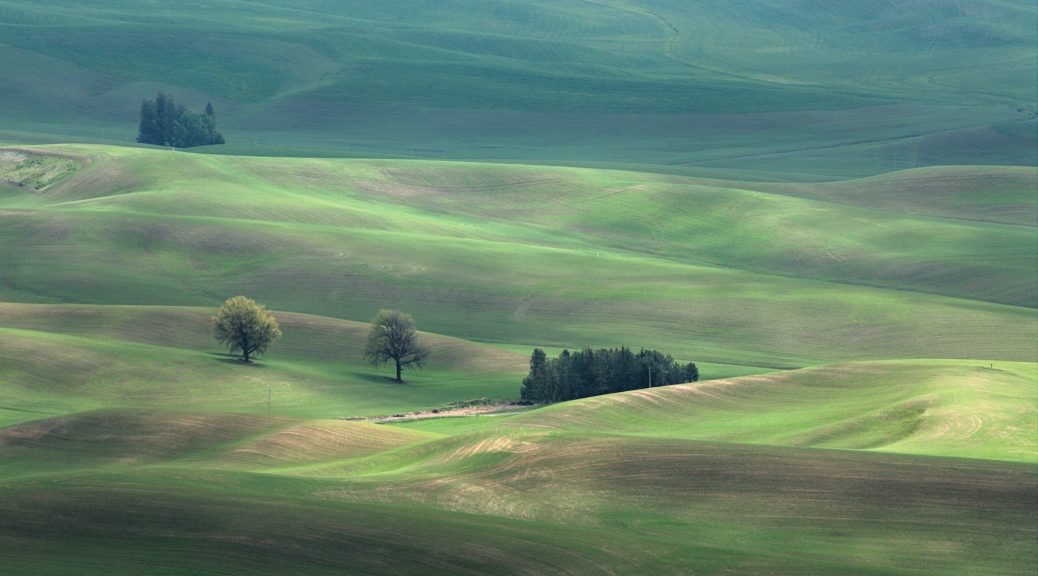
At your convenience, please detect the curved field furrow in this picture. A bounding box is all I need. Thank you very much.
[300,434,1037,575]
[205,419,437,468]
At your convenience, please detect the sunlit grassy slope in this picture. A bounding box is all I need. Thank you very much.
[461,360,1037,463]
[1,360,1034,575]
[0,302,539,428]
[0,1,1035,572]
[3,299,1032,462]
[0,0,1034,175]
[1,145,1034,371]
[0,142,1033,573]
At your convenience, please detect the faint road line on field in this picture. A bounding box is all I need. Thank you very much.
[581,0,799,85]
[404,177,563,193]
[665,122,1002,168]
[582,0,687,63]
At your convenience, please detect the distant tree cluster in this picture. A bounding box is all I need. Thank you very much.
[521,347,698,403]
[137,92,224,148]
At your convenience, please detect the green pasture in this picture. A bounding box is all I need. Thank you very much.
[0,301,787,432]
[0,0,1035,568]
[1,146,1034,369]
[0,0,1034,175]
[0,307,530,428]
[2,456,1026,576]
[0,144,1032,574]
[0,359,1034,574]
[394,360,1037,463]
[0,293,1033,573]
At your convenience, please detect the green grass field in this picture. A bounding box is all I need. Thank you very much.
[0,0,1034,176]
[0,1,1036,574]
[1,361,1034,574]
[1,146,1034,368]
[0,142,1034,574]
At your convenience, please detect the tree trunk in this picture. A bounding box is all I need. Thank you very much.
[395,360,402,382]
[243,350,250,362]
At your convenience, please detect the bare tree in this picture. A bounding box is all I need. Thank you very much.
[364,309,430,382]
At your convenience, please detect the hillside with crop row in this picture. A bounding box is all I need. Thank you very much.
[0,1,1035,574]
[0,0,1034,175]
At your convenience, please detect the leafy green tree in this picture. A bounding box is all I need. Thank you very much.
[211,295,282,362]
[364,309,430,382]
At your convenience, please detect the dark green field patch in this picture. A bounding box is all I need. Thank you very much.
[0,0,1033,174]
[3,436,1031,575]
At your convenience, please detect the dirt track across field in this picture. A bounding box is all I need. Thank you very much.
[346,402,533,424]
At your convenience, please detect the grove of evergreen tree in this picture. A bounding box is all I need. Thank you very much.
[137,92,224,148]
[520,347,698,403]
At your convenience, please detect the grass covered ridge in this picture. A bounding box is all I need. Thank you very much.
[504,360,1038,462]
[0,146,1034,370]
[0,303,529,428]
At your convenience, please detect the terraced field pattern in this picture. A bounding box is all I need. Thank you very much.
[0,1,1035,575]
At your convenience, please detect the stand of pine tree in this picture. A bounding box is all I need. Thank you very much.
[521,347,698,403]
[137,93,224,148]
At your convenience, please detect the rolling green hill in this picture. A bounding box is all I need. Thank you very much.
[1,360,1034,575]
[0,1,1035,573]
[0,142,1033,573]
[0,296,571,428]
[508,360,1038,462]
[1,146,1034,371]
[0,0,1034,175]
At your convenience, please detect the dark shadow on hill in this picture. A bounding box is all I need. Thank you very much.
[355,372,411,385]
[208,352,269,367]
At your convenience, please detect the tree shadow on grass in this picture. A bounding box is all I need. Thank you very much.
[355,372,409,385]
[208,352,268,368]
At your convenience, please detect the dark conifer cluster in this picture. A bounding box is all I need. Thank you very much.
[520,347,698,403]
[137,92,224,148]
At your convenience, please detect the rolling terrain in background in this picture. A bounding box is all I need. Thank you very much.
[0,0,1034,176]
[0,1,1035,574]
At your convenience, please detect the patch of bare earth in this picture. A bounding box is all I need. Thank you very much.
[0,148,83,192]
[350,402,533,424]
